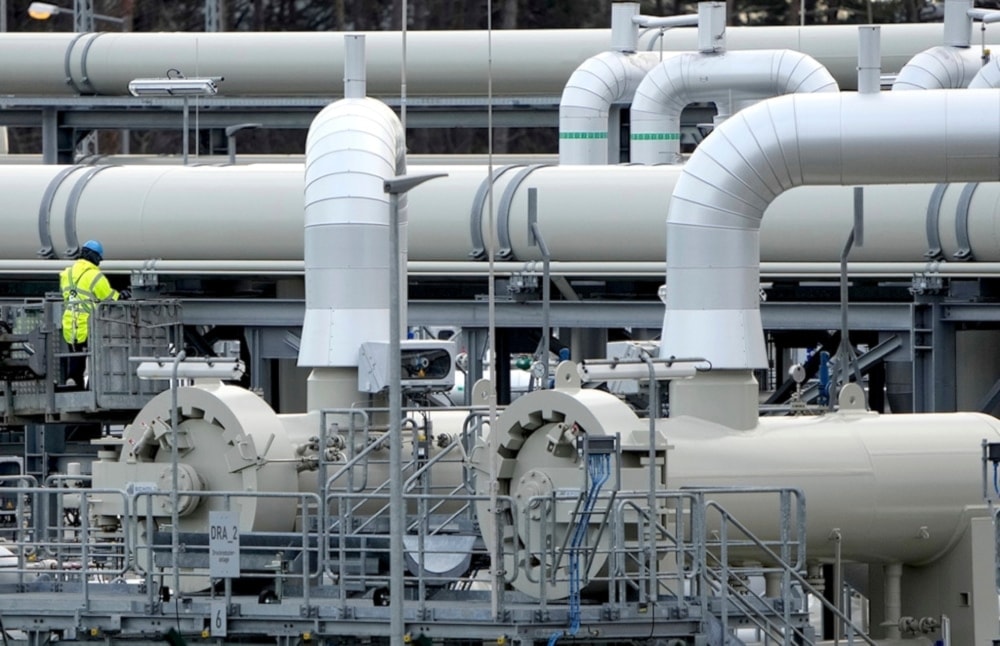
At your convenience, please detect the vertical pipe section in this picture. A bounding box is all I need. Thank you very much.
[857,26,881,95]
[557,51,661,164]
[884,562,903,639]
[344,34,366,99]
[300,36,404,370]
[610,1,639,52]
[697,1,726,53]
[660,89,1000,374]
[944,0,974,47]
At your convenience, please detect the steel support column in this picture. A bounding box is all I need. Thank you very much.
[74,0,94,32]
[912,299,956,412]
[462,328,487,406]
[40,108,74,165]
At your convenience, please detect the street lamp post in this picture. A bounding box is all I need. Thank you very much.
[128,75,221,164]
[225,123,262,164]
[382,172,446,642]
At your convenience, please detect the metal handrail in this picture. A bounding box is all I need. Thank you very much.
[701,495,877,646]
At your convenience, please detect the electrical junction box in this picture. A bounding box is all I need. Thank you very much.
[358,340,456,394]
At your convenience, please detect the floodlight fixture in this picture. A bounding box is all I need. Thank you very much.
[128,73,223,164]
[28,1,125,26]
[28,2,64,20]
[127,77,220,97]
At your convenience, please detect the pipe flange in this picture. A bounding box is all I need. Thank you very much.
[514,469,554,518]
[156,463,204,517]
[473,385,640,599]
[122,383,298,536]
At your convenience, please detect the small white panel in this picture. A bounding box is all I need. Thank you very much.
[208,510,240,579]
[210,601,227,637]
[697,2,726,53]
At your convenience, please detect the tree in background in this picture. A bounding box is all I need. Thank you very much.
[2,0,975,155]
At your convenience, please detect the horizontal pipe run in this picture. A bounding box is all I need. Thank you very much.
[0,24,998,96]
[2,259,1000,279]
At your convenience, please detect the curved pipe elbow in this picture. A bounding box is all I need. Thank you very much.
[662,90,1000,369]
[892,46,982,90]
[630,50,836,165]
[969,53,1000,88]
[558,50,659,164]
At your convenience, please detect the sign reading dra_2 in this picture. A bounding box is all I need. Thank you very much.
[209,510,241,579]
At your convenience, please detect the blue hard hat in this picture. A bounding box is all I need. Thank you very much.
[82,240,104,258]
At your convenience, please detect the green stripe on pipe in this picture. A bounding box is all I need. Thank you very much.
[559,132,608,139]
[631,133,681,140]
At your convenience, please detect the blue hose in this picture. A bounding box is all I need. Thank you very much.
[548,451,611,645]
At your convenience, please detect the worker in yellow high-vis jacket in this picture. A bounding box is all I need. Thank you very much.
[59,240,128,388]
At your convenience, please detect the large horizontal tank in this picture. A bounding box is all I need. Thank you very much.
[91,382,473,552]
[477,371,1000,583]
[663,405,996,566]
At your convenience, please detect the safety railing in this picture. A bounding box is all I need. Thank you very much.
[0,482,131,600]
[126,489,323,609]
[610,491,706,607]
[694,486,877,646]
[0,299,181,420]
[0,403,865,646]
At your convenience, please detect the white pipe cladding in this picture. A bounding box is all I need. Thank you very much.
[558,51,663,164]
[6,164,1000,263]
[969,54,1000,88]
[7,164,1000,264]
[660,89,1000,370]
[1,25,999,96]
[630,50,838,164]
[891,46,983,90]
[300,99,405,367]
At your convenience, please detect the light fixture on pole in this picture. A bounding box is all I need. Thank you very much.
[383,172,447,641]
[225,123,262,164]
[128,72,222,165]
[28,1,124,29]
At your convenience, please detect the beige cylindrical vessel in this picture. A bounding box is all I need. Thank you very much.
[482,384,1000,571]
[664,408,1000,565]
